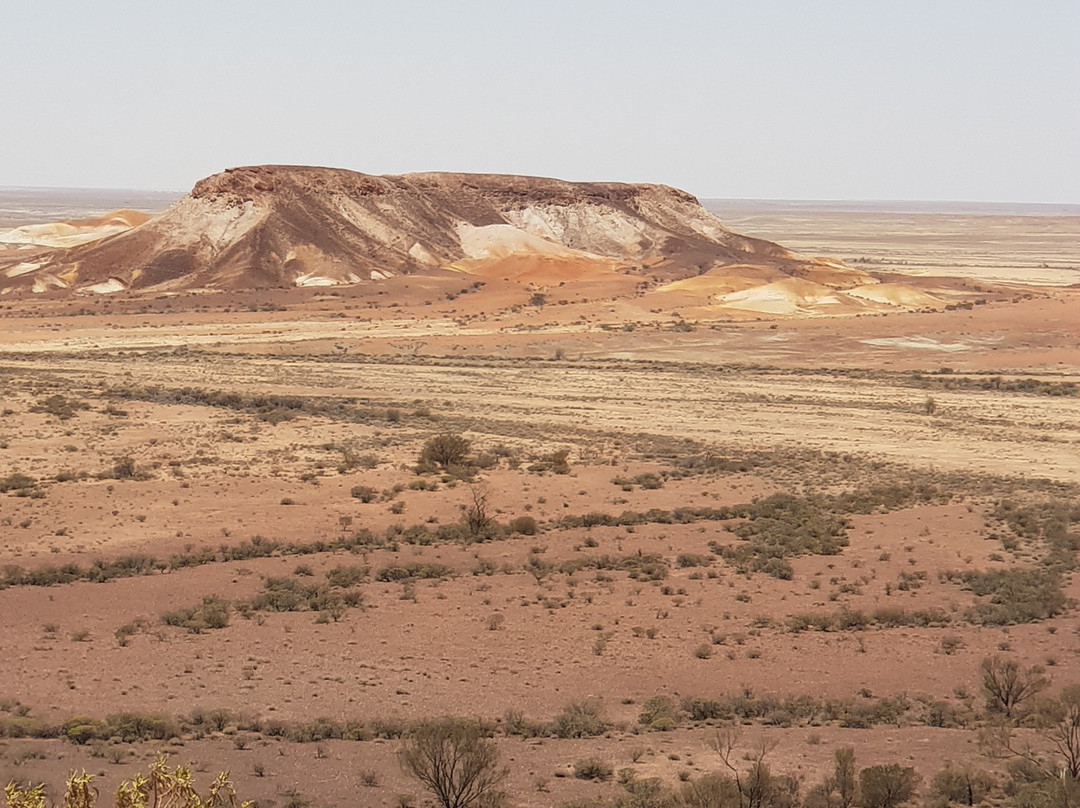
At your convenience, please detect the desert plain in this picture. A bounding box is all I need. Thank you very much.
[1,192,1079,808]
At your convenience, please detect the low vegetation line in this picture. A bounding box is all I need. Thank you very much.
[132,348,1080,398]
[106,384,423,425]
[0,484,942,591]
[0,656,1052,745]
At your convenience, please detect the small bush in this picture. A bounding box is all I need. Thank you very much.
[161,596,230,633]
[111,456,138,480]
[0,473,37,494]
[508,516,538,535]
[859,764,921,808]
[553,698,608,738]
[325,564,368,588]
[681,696,729,722]
[938,636,964,655]
[928,764,994,808]
[419,433,471,470]
[573,757,614,781]
[638,696,680,731]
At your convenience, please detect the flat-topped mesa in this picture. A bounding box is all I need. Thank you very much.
[0,165,862,295]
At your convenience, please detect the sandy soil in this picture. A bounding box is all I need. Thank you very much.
[0,208,1077,808]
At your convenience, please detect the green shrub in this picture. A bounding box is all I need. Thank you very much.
[61,717,107,744]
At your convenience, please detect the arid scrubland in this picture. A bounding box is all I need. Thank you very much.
[1,205,1079,808]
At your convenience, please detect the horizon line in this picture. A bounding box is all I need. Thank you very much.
[1,185,1077,210]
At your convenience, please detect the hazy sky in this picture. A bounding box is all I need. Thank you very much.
[2,1,1077,202]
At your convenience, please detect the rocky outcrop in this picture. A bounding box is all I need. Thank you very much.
[1,165,845,294]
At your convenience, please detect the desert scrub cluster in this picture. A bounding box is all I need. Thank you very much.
[161,596,231,634]
[932,496,1080,626]
[779,577,1070,631]
[0,704,495,746]
[714,493,849,579]
[0,531,390,591]
[906,371,1079,397]
[29,394,91,421]
[610,454,753,491]
[375,561,452,582]
[500,698,611,740]
[676,691,930,730]
[784,606,952,633]
[160,566,368,633]
[563,728,1074,808]
[613,472,665,490]
[942,567,1070,625]
[322,440,379,473]
[1,554,163,588]
[550,552,669,582]
[524,448,571,475]
[238,571,364,619]
[107,384,419,426]
[2,659,1076,776]
[0,513,525,594]
[557,493,854,581]
[0,474,39,497]
[414,431,570,479]
[989,498,1080,570]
